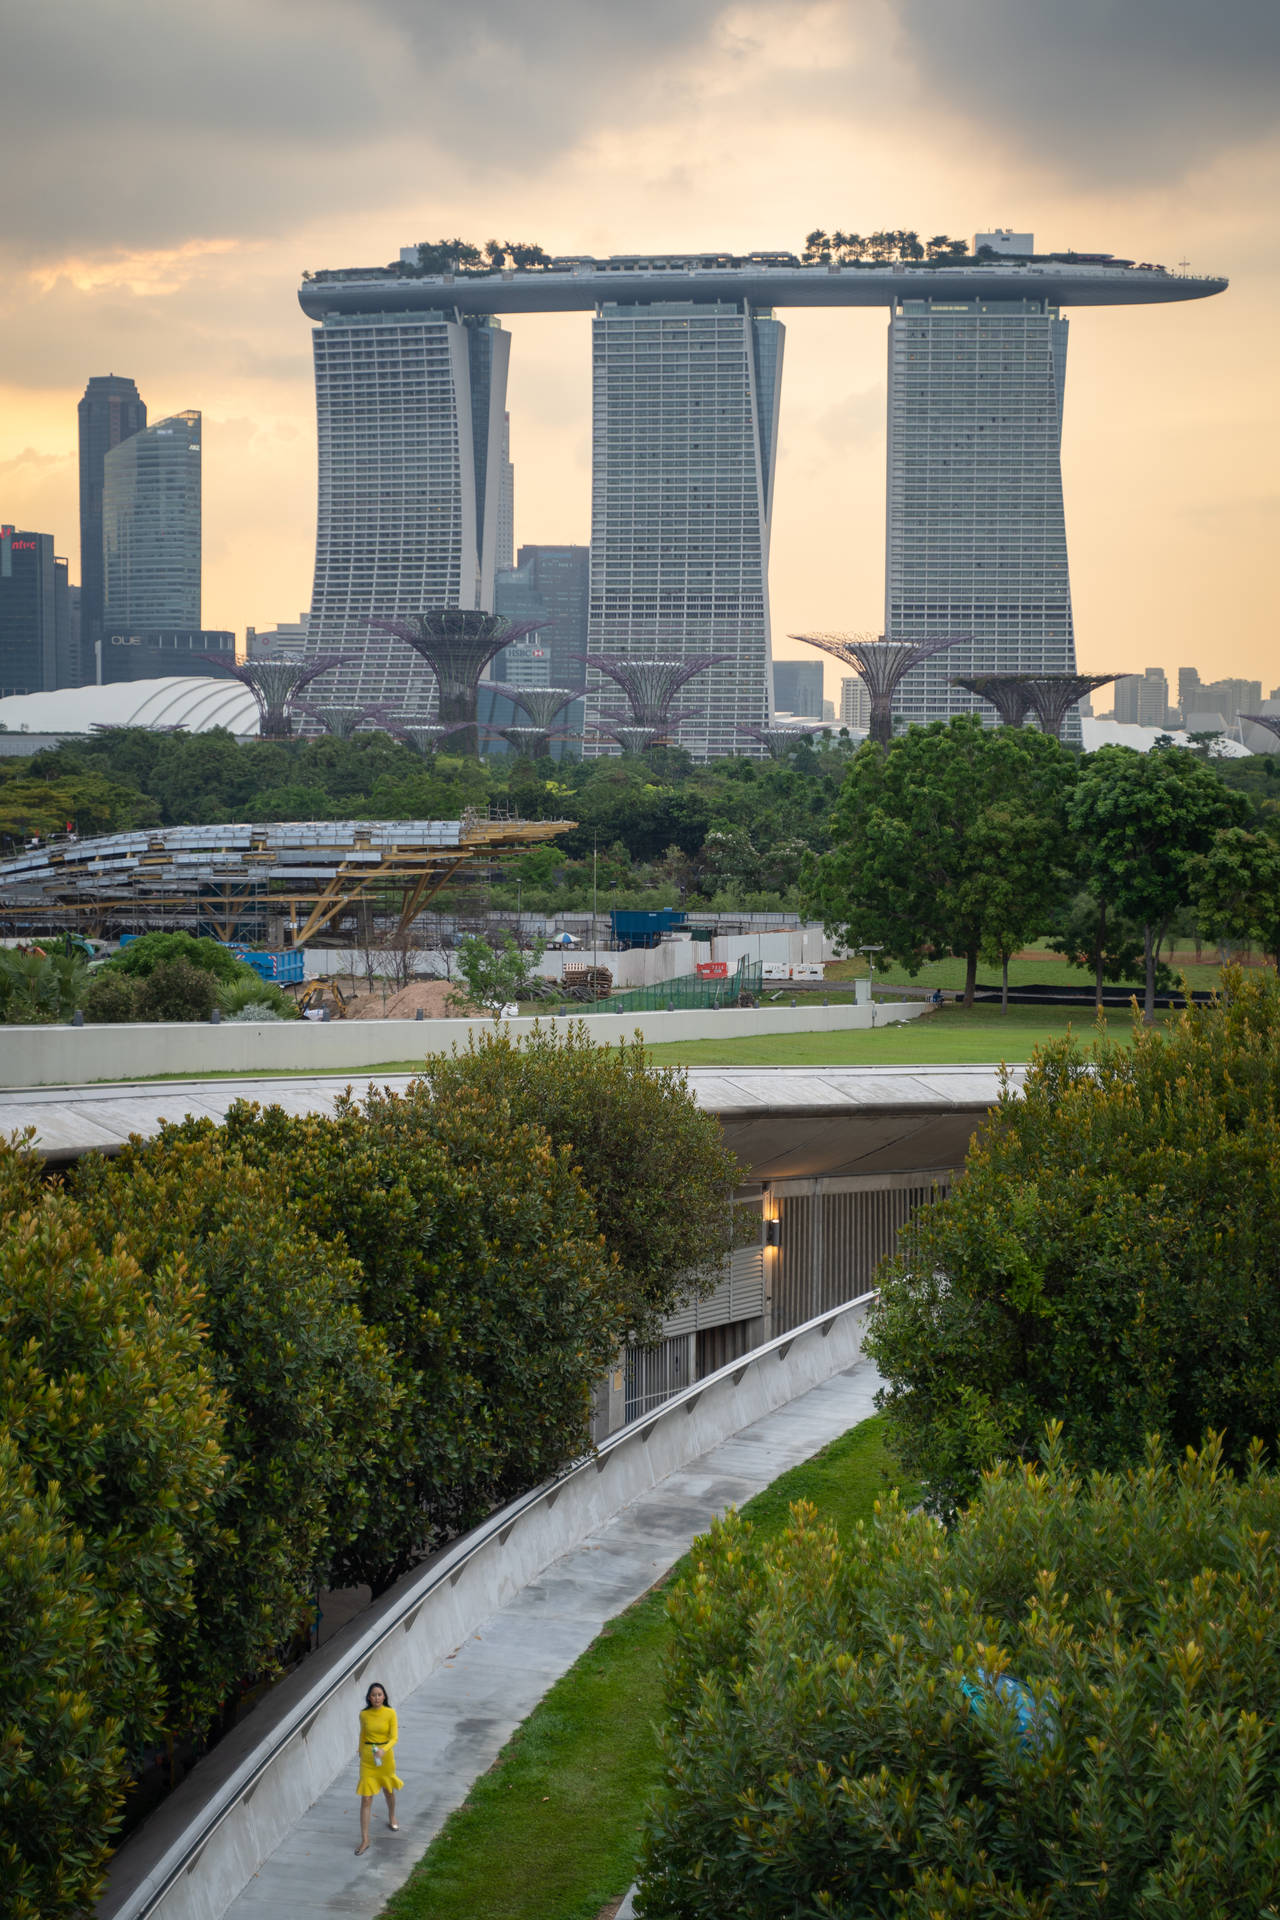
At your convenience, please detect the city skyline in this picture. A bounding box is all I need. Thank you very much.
[0,2,1275,690]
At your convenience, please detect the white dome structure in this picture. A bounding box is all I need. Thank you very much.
[0,676,260,736]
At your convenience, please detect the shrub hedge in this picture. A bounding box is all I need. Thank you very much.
[640,1430,1280,1918]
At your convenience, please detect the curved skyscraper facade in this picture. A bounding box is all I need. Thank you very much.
[585,299,783,759]
[102,411,202,634]
[886,293,1078,735]
[302,309,510,709]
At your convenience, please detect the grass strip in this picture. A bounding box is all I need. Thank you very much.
[639,1001,1161,1068]
[381,1414,907,1920]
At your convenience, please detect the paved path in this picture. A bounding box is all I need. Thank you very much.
[223,1358,882,1918]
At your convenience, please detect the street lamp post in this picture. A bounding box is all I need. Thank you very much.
[859,944,884,1028]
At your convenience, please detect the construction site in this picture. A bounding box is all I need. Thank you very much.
[0,810,574,950]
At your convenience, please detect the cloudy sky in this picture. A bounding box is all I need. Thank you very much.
[1,0,1276,694]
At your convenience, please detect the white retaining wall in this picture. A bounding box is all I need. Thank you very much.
[0,1000,926,1090]
[100,1295,875,1920]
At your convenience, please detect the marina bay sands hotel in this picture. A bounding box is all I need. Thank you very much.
[297,239,1225,756]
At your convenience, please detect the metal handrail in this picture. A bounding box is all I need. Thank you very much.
[104,1290,875,1919]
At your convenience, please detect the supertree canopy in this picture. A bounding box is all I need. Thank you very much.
[951,673,1037,729]
[489,684,585,730]
[372,610,545,751]
[491,724,577,761]
[592,722,669,756]
[385,717,475,756]
[790,631,968,745]
[204,655,352,739]
[574,654,730,729]
[737,722,830,760]
[296,700,394,740]
[992,672,1126,742]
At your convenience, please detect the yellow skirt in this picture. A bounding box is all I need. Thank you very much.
[357,1744,403,1796]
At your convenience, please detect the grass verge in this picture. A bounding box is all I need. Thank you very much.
[639,1001,1163,1069]
[380,1415,906,1920]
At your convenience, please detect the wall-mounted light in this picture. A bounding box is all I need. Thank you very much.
[763,1218,781,1248]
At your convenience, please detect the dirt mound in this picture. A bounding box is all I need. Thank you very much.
[343,979,464,1020]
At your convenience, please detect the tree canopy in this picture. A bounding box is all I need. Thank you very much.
[867,968,1280,1517]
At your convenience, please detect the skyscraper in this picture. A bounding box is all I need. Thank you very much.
[0,525,58,696]
[586,300,783,759]
[487,544,590,742]
[301,310,510,709]
[885,266,1077,734]
[102,411,202,635]
[773,659,823,717]
[79,374,146,680]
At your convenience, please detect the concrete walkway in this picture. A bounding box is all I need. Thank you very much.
[222,1358,882,1919]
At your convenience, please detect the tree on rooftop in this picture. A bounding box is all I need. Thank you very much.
[640,1431,1280,1918]
[868,969,1280,1516]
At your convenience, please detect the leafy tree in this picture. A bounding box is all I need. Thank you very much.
[1048,887,1153,1002]
[0,1439,130,1920]
[640,1432,1280,1919]
[1068,743,1247,1019]
[0,770,158,842]
[867,970,1280,1517]
[72,1133,401,1730]
[213,1083,627,1591]
[0,1144,227,1751]
[105,930,248,983]
[449,931,546,1017]
[803,718,1075,1005]
[1190,824,1280,966]
[415,1023,744,1338]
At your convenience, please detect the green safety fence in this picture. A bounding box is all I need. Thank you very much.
[596,959,763,1013]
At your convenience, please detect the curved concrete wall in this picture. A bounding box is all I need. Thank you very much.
[100,1293,874,1920]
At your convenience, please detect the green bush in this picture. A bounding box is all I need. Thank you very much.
[217,976,299,1020]
[640,1431,1280,1919]
[80,969,140,1023]
[867,968,1280,1517]
[415,1023,744,1339]
[133,955,221,1022]
[106,931,246,983]
[0,1438,130,1920]
[72,1132,400,1731]
[0,1139,227,1755]
[214,1082,628,1591]
[0,948,86,1024]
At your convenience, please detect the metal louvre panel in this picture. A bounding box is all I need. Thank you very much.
[772,1172,950,1335]
[625,1333,695,1423]
[696,1317,763,1378]
[660,1198,765,1337]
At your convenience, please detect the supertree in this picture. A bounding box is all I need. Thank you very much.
[790,632,968,745]
[574,654,730,729]
[296,700,395,740]
[372,611,545,753]
[203,654,352,740]
[991,673,1126,742]
[592,722,669,755]
[736,722,830,760]
[950,674,1037,728]
[1240,715,1280,748]
[384,717,475,757]
[483,683,586,761]
[490,724,579,761]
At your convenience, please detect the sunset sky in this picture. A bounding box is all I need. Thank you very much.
[1,0,1276,697]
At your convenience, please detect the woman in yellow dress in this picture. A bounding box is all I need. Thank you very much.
[355,1681,403,1855]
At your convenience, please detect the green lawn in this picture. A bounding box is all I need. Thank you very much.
[639,1000,1159,1069]
[826,946,1248,997]
[381,1416,906,1920]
